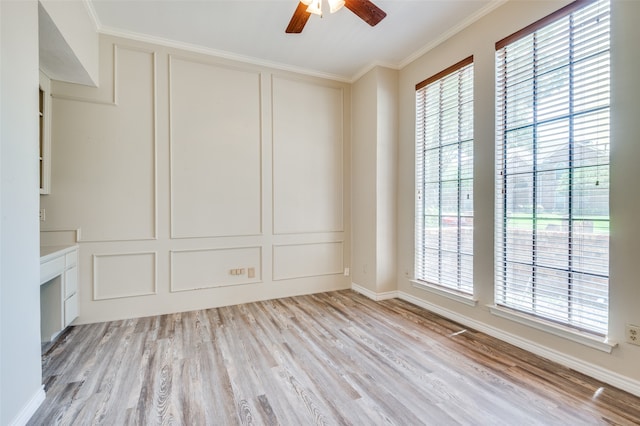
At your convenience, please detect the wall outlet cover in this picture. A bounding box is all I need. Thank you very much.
[625,324,640,346]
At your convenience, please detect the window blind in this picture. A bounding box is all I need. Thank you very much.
[416,57,474,294]
[495,0,610,334]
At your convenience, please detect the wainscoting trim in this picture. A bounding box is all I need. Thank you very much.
[93,251,158,300]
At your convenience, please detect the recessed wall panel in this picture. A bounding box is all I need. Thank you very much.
[171,247,262,292]
[170,57,262,238]
[93,252,157,300]
[49,46,156,241]
[272,77,344,235]
[273,242,343,281]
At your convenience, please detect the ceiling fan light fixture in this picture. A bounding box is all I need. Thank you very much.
[306,0,323,16]
[286,0,386,33]
[328,0,345,13]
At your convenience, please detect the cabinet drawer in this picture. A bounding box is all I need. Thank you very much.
[65,250,77,268]
[40,256,65,284]
[64,266,78,298]
[64,293,78,326]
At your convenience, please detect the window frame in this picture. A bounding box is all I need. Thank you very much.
[414,56,475,299]
[493,0,611,339]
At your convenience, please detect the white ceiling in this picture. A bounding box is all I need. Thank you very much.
[86,0,504,81]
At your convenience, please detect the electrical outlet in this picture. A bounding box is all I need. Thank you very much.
[626,324,640,346]
[344,267,350,276]
[39,208,46,221]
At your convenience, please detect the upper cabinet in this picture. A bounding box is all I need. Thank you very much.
[39,71,51,195]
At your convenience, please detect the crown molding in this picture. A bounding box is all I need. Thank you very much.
[83,0,508,84]
[397,0,509,70]
[350,61,400,83]
[82,0,101,31]
[97,24,351,83]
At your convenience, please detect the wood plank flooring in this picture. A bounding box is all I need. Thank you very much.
[29,290,640,425]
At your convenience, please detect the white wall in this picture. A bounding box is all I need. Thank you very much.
[39,0,99,86]
[351,66,398,296]
[393,0,640,393]
[41,35,351,324]
[0,1,45,424]
[375,67,398,294]
[351,69,378,291]
[609,0,640,370]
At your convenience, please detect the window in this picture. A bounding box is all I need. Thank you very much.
[415,57,474,294]
[495,0,610,335]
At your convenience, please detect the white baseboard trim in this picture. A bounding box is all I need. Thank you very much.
[351,283,398,301]
[396,291,640,398]
[352,285,640,398]
[9,385,45,426]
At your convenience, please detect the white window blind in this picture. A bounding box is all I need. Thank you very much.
[495,0,610,335]
[416,57,474,294]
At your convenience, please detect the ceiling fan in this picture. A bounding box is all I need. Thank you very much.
[286,0,387,33]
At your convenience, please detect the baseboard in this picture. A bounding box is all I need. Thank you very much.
[396,291,640,398]
[353,285,640,397]
[351,283,398,301]
[9,385,45,426]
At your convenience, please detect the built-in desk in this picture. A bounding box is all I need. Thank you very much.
[40,245,78,342]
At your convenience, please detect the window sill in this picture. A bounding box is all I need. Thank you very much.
[410,280,477,307]
[488,305,617,353]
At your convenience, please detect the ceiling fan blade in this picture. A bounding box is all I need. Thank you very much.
[345,0,386,27]
[286,1,311,33]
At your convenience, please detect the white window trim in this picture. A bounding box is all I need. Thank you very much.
[494,0,611,336]
[415,56,475,295]
[488,304,616,353]
[411,279,478,307]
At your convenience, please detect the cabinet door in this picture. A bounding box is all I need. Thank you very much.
[64,266,78,298]
[64,293,78,326]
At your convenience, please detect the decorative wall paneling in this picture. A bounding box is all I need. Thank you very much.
[43,36,350,323]
[273,241,344,281]
[93,252,157,300]
[170,247,262,292]
[271,76,344,235]
[169,56,262,239]
[49,44,157,243]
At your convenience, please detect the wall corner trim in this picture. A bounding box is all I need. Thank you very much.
[351,283,398,301]
[9,386,45,426]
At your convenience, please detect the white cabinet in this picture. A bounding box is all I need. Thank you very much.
[64,293,79,327]
[40,245,79,341]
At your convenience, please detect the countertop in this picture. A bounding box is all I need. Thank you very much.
[40,244,77,263]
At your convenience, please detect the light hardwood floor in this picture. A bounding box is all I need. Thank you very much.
[29,290,640,425]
